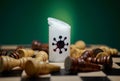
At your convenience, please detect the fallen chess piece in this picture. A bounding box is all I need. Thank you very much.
[0,51,48,72]
[31,40,49,54]
[0,48,35,59]
[17,48,34,58]
[0,49,20,59]
[86,55,113,69]
[34,51,48,62]
[0,56,32,72]
[64,56,102,73]
[99,46,118,56]
[74,40,86,49]
[64,50,113,73]
[24,59,60,77]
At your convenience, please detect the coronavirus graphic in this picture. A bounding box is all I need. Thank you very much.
[52,35,69,54]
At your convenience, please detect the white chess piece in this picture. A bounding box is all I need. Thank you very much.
[48,17,71,62]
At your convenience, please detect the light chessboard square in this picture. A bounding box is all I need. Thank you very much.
[107,76,120,81]
[78,71,106,77]
[51,76,81,81]
[113,58,120,63]
[0,77,20,81]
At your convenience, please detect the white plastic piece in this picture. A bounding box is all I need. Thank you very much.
[48,17,71,62]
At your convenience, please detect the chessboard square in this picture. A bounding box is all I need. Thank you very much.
[51,76,81,81]
[51,69,77,76]
[0,77,20,81]
[112,58,120,63]
[21,71,51,78]
[81,77,110,81]
[21,77,50,81]
[112,63,120,69]
[107,75,120,81]
[0,70,22,77]
[103,68,120,75]
[78,71,106,77]
[116,63,120,66]
[0,45,18,49]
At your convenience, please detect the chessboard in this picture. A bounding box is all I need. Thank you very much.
[0,45,120,81]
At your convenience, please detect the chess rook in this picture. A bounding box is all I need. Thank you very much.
[25,59,60,77]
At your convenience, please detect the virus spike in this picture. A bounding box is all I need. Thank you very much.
[53,48,57,52]
[59,36,62,39]
[52,43,55,45]
[64,37,67,40]
[66,43,69,46]
[64,48,67,51]
[59,49,62,54]
[53,38,57,42]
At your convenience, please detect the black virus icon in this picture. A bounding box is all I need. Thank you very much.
[52,35,69,54]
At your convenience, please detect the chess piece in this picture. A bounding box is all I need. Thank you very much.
[92,48,104,57]
[0,49,20,59]
[17,48,34,58]
[100,46,118,56]
[80,50,94,60]
[31,40,42,50]
[24,59,60,77]
[48,17,70,62]
[0,49,15,56]
[8,50,20,59]
[0,51,48,72]
[86,55,113,69]
[34,51,48,62]
[64,56,101,73]
[70,48,85,59]
[31,40,49,54]
[75,40,86,49]
[0,56,32,72]
[41,44,49,54]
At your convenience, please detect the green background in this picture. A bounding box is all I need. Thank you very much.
[0,0,120,50]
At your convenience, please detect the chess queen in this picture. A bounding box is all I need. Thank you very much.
[48,17,71,62]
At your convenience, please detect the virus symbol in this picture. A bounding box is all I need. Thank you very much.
[52,35,69,54]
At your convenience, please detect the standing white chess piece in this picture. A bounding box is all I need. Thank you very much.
[48,17,71,62]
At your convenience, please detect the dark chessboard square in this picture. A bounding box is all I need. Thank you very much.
[21,77,50,81]
[51,69,77,76]
[81,77,110,81]
[112,55,120,57]
[116,63,120,66]
[0,70,22,77]
[103,69,120,75]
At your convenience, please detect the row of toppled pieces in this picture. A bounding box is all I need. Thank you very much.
[65,51,113,73]
[0,48,42,59]
[0,50,113,77]
[68,41,117,73]
[0,51,60,77]
[70,41,118,59]
[0,40,49,59]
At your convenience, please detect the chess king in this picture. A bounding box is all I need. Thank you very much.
[48,17,71,62]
